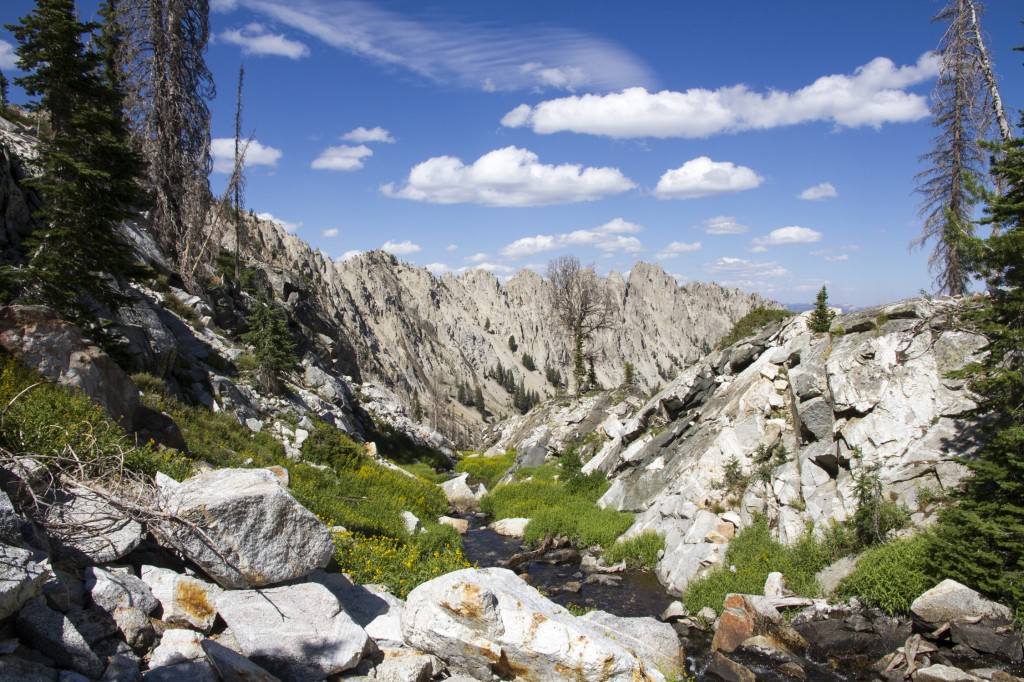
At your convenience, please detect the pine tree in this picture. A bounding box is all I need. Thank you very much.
[6,0,143,321]
[913,0,1007,295]
[807,285,835,333]
[624,361,636,387]
[927,109,1024,611]
[412,389,423,422]
[242,294,296,393]
[0,68,8,107]
[473,385,485,416]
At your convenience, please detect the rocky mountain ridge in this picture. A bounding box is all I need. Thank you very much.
[236,214,772,441]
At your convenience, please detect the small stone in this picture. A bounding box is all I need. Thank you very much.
[437,516,468,534]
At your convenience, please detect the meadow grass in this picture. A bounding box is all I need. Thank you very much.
[455,450,516,489]
[603,529,666,569]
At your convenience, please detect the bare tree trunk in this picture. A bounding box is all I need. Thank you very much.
[233,65,244,294]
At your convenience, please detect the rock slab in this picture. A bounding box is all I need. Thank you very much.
[155,468,333,588]
[402,567,666,681]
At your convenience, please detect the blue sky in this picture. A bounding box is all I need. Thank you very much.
[2,1,1022,306]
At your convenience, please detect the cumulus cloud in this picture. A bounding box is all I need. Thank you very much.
[654,157,763,199]
[257,212,301,233]
[465,253,490,264]
[502,53,938,138]
[751,226,823,251]
[457,262,516,275]
[499,218,644,258]
[0,40,17,70]
[381,239,421,255]
[810,248,851,262]
[218,23,310,58]
[228,0,654,93]
[342,126,395,143]
[382,146,635,207]
[699,215,749,234]
[656,241,702,259]
[322,228,339,237]
[312,144,373,171]
[445,244,459,252]
[338,250,362,262]
[211,138,283,173]
[799,182,838,200]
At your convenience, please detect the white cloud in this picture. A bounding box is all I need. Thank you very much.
[810,249,851,262]
[502,53,938,138]
[233,0,654,92]
[211,138,283,173]
[312,144,373,171]
[699,215,748,234]
[654,157,763,199]
[799,182,838,200]
[382,146,635,207]
[457,263,516,275]
[499,218,644,258]
[656,241,702,259]
[752,226,823,250]
[210,0,239,11]
[218,23,310,59]
[826,254,849,262]
[424,262,449,275]
[0,40,17,70]
[465,253,490,264]
[342,126,395,144]
[257,212,301,233]
[445,244,459,252]
[381,239,421,255]
[322,228,339,237]
[338,250,362,262]
[706,257,791,286]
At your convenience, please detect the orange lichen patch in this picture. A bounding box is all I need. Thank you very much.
[176,580,215,620]
[554,662,592,682]
[492,650,532,680]
[443,582,486,620]
[526,612,548,640]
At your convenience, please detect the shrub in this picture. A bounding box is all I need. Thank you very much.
[603,529,665,569]
[681,517,830,614]
[716,307,793,350]
[301,423,367,471]
[834,535,932,615]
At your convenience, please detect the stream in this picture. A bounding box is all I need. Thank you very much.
[455,515,1024,682]
[459,514,673,619]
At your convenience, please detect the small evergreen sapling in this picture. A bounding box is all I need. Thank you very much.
[242,294,296,393]
[808,285,836,333]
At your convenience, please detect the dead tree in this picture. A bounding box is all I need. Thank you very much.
[546,255,616,396]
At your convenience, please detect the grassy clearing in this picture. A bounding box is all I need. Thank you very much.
[603,529,666,569]
[455,450,516,489]
[479,451,633,551]
[681,517,831,614]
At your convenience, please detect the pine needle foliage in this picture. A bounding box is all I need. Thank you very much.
[927,107,1024,612]
[808,286,835,333]
[5,0,143,322]
[241,294,296,393]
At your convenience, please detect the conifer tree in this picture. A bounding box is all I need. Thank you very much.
[242,294,296,393]
[927,107,1024,611]
[807,285,835,333]
[0,68,8,107]
[6,0,143,321]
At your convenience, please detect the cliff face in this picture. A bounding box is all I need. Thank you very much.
[488,298,983,595]
[240,217,771,435]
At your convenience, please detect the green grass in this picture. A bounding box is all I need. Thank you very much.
[131,372,466,596]
[455,450,516,489]
[399,461,449,484]
[0,353,194,481]
[603,529,666,569]
[681,517,831,614]
[480,460,632,550]
[834,534,932,616]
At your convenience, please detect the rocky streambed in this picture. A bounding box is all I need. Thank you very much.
[456,515,1024,682]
